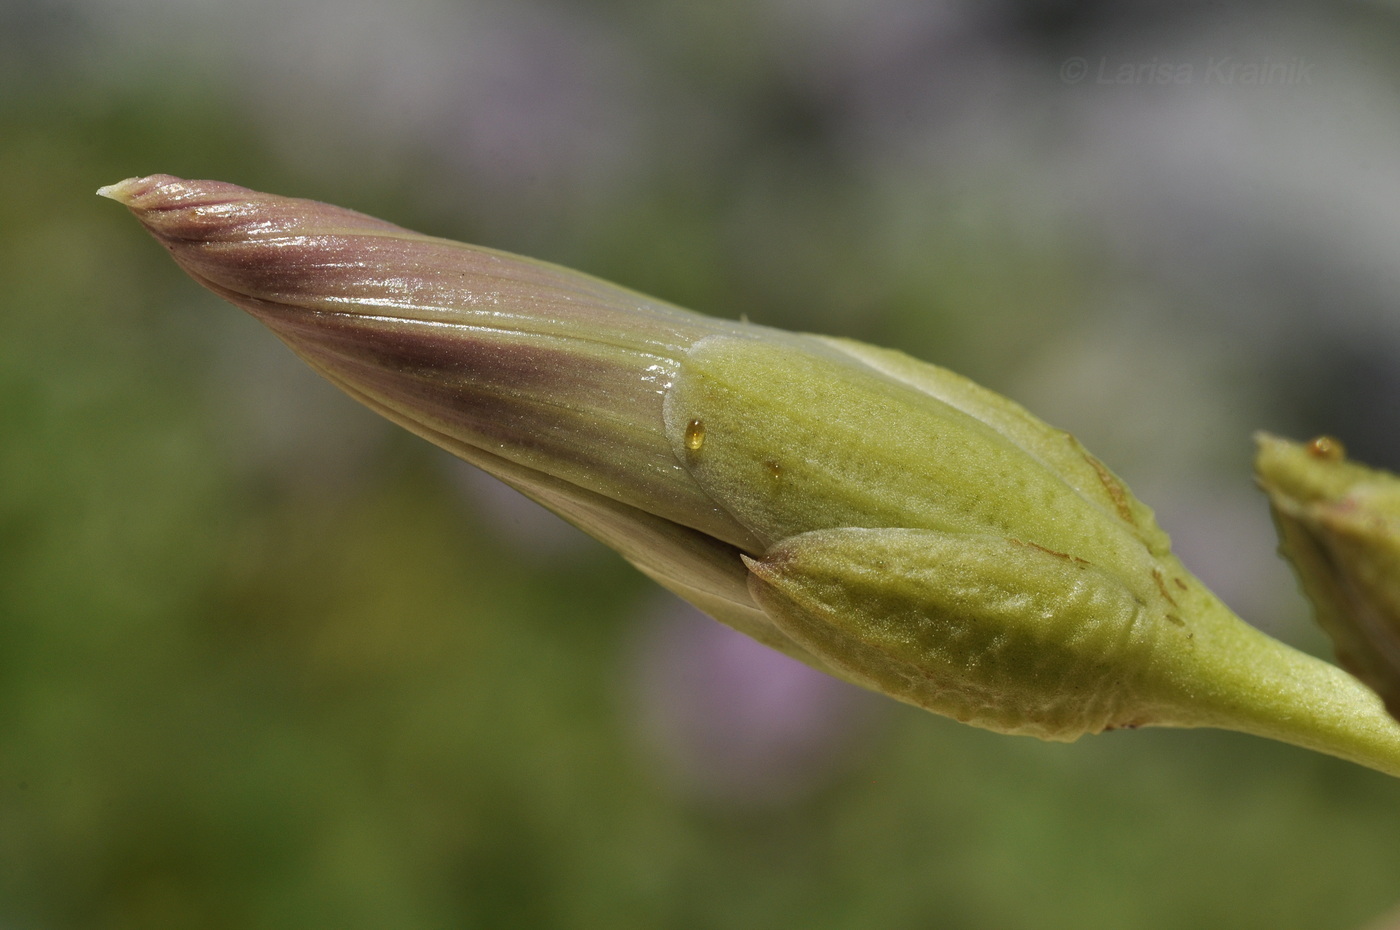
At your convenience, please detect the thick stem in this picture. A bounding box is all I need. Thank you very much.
[1152,578,1400,778]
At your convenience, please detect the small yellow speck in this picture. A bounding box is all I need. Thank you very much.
[765,460,782,479]
[1307,436,1346,461]
[684,418,706,452]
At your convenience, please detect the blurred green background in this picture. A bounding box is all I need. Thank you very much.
[5,1,1400,928]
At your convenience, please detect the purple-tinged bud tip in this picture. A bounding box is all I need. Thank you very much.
[100,175,766,557]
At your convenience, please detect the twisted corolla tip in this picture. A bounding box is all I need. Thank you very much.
[97,174,248,211]
[95,177,142,203]
[96,174,411,251]
[97,174,180,205]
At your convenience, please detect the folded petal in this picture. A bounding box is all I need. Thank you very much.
[100,174,764,552]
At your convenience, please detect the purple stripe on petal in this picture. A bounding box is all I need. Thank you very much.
[107,175,759,551]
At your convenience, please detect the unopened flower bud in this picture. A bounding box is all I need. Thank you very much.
[103,176,1400,776]
[1256,433,1400,720]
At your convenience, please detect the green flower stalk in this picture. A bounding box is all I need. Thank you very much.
[1256,434,1400,721]
[101,175,1400,776]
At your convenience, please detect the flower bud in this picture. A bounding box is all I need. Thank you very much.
[1256,433,1400,719]
[103,176,1400,776]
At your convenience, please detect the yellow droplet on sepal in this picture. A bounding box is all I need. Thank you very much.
[1306,435,1346,460]
[684,418,706,452]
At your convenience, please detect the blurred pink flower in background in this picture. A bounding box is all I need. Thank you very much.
[628,595,881,806]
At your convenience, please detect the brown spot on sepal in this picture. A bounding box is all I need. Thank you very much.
[1082,449,1137,528]
[1008,538,1090,567]
[1103,718,1149,732]
[1153,569,1179,607]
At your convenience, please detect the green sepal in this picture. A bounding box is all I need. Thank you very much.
[744,527,1168,741]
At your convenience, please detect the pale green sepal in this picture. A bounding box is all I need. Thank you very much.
[814,336,1170,556]
[664,334,1161,594]
[743,527,1169,741]
[745,525,1400,774]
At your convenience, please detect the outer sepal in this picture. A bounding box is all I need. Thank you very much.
[743,527,1168,741]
